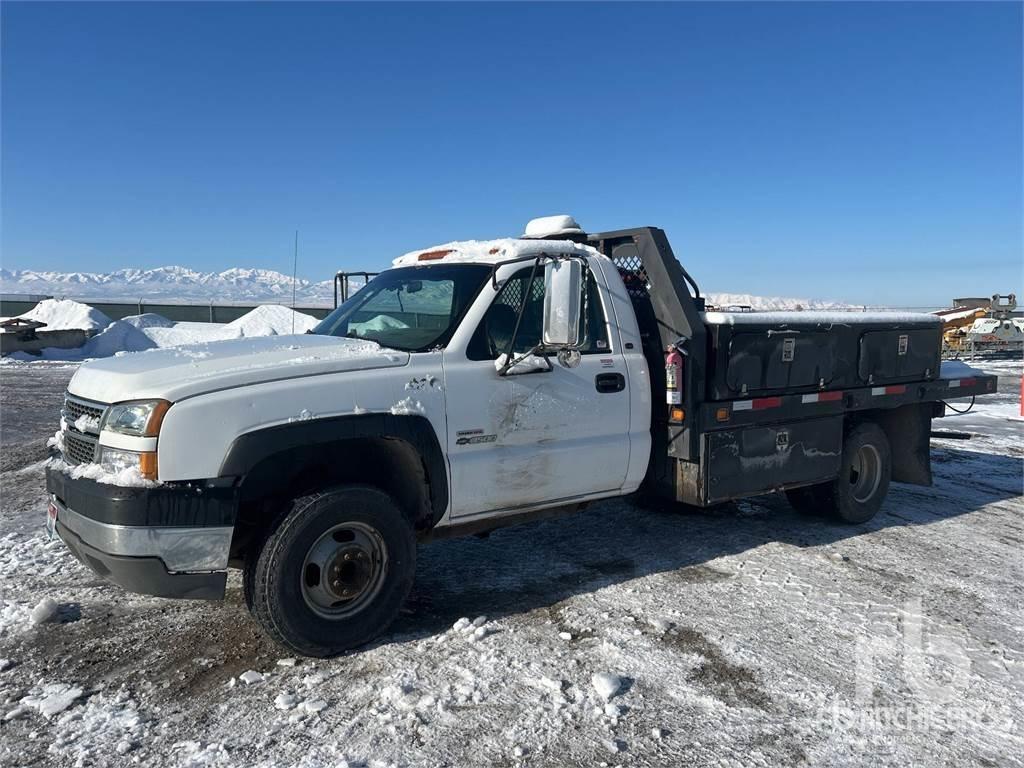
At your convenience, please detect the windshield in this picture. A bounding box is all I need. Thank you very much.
[312,264,492,351]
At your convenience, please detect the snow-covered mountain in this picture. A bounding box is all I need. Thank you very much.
[1,265,859,309]
[0,266,338,304]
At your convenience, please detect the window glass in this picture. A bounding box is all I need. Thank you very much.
[313,264,491,352]
[467,265,610,360]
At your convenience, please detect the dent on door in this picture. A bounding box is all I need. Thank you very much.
[455,370,600,512]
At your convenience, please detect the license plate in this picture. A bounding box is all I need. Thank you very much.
[46,501,58,540]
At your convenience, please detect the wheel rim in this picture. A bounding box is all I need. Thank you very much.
[300,522,388,620]
[848,444,882,503]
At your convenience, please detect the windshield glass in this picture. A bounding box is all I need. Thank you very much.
[312,264,492,351]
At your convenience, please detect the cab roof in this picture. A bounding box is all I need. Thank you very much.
[392,238,605,268]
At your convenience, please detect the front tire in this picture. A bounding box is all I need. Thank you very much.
[245,485,416,657]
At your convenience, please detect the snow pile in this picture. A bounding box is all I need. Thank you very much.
[46,688,148,764]
[29,598,58,625]
[81,320,156,357]
[452,615,490,641]
[0,600,33,637]
[224,305,319,337]
[172,740,231,767]
[16,299,111,330]
[238,670,264,685]
[4,301,324,363]
[19,682,83,718]
[120,312,175,329]
[591,672,623,701]
[5,319,156,362]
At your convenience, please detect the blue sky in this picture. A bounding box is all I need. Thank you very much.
[2,2,1020,306]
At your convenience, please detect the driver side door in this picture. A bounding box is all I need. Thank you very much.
[441,264,631,519]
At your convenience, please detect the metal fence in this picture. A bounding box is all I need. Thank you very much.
[0,297,333,323]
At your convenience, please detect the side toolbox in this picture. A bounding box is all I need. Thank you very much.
[857,328,942,384]
[723,331,843,395]
[704,314,944,399]
[702,416,843,504]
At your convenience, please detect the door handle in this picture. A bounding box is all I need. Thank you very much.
[595,372,625,393]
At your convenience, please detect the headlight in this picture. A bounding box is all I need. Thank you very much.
[97,447,158,480]
[101,400,171,437]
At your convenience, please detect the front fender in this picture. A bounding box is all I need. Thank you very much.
[155,357,446,481]
[219,413,449,527]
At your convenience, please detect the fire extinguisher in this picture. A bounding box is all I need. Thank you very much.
[665,345,684,405]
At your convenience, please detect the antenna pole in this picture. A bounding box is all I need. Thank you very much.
[291,230,299,334]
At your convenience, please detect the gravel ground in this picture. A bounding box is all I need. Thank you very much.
[0,359,1021,767]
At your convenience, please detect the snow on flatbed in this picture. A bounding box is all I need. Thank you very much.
[702,310,941,325]
[0,362,1021,767]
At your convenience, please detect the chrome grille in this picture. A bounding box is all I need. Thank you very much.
[63,431,98,465]
[63,393,106,431]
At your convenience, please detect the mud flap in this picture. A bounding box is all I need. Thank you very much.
[873,403,933,486]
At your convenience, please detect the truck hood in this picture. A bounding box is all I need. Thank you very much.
[68,335,409,403]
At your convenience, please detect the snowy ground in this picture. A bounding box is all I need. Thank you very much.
[0,360,1021,767]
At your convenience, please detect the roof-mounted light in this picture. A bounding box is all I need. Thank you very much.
[418,249,453,261]
[522,215,585,240]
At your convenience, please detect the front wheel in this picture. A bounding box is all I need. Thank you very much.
[245,485,416,657]
[785,423,892,524]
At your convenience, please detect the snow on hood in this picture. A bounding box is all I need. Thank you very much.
[392,238,605,267]
[68,334,408,403]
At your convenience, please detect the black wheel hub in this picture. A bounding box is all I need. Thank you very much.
[325,546,373,601]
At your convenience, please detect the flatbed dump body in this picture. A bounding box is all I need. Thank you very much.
[586,226,998,508]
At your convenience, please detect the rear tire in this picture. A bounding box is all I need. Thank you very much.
[785,423,891,523]
[245,485,415,657]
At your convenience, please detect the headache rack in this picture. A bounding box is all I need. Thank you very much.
[333,271,379,308]
[586,227,709,479]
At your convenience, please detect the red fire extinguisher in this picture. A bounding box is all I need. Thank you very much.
[665,345,684,405]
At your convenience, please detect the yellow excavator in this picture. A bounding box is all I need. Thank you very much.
[938,294,1022,355]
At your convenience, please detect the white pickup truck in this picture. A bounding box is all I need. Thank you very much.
[45,216,997,656]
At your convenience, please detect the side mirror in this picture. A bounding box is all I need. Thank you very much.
[542,260,583,347]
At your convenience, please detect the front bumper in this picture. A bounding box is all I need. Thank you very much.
[46,466,238,600]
